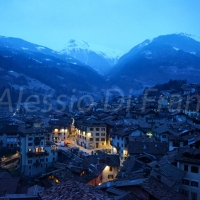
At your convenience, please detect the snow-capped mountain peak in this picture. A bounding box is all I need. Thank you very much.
[61,39,124,59]
[137,39,152,49]
[68,39,89,48]
[59,39,124,74]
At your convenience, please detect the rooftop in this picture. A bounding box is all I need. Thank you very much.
[39,179,112,200]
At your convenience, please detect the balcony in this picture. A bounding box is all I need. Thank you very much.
[27,150,49,157]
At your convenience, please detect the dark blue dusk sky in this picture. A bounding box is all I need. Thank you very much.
[0,0,199,52]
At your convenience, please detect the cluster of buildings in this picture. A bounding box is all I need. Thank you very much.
[0,83,200,199]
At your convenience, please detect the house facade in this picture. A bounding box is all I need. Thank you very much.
[0,125,20,152]
[175,148,200,200]
[76,121,107,149]
[19,122,58,176]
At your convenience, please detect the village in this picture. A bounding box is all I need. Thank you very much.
[0,83,200,200]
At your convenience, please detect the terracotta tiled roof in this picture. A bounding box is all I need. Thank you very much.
[128,141,168,156]
[119,190,147,200]
[174,147,200,164]
[153,125,176,135]
[95,151,120,167]
[151,163,186,188]
[111,126,139,137]
[141,177,188,200]
[39,179,112,200]
[116,156,144,179]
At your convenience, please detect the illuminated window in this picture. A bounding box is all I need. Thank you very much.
[48,175,54,179]
[108,175,113,180]
[35,148,39,153]
[40,147,44,152]
[55,178,60,183]
[80,171,85,176]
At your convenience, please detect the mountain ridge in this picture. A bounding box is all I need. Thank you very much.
[60,39,124,74]
[107,33,200,91]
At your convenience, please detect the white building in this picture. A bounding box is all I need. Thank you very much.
[19,122,58,177]
[175,148,200,200]
[76,121,107,149]
[110,126,146,165]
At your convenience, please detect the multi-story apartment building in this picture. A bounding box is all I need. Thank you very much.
[19,121,58,176]
[175,148,200,200]
[75,121,107,149]
[48,116,75,143]
[110,126,146,165]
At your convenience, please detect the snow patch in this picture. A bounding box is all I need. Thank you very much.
[36,46,45,51]
[143,50,152,55]
[21,47,28,50]
[61,39,124,60]
[32,58,42,64]
[138,39,152,49]
[44,58,51,61]
[173,47,179,51]
[8,71,20,78]
[8,73,54,94]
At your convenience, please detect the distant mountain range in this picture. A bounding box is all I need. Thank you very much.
[1,33,200,99]
[60,39,123,74]
[107,33,200,91]
[0,36,105,100]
